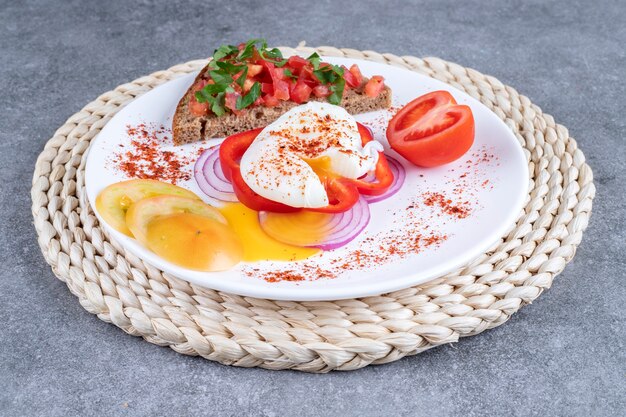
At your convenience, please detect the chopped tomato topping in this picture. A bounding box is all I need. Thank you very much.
[290,80,312,104]
[247,64,263,77]
[262,94,280,107]
[189,97,209,116]
[364,75,385,97]
[273,79,290,100]
[312,85,331,98]
[243,78,255,93]
[287,56,309,69]
[261,82,274,94]
[349,64,363,86]
[195,40,388,114]
[343,65,360,88]
[224,92,241,115]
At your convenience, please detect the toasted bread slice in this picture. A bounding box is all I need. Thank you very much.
[172,63,392,145]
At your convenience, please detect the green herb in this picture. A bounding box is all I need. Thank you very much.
[195,85,221,101]
[307,52,321,70]
[208,70,233,86]
[238,38,266,60]
[211,93,226,116]
[214,61,246,74]
[283,69,298,80]
[195,90,228,116]
[263,47,283,60]
[236,82,261,110]
[212,44,239,62]
[235,66,248,89]
[328,78,345,105]
[313,63,344,84]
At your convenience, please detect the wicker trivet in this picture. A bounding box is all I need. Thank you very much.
[31,45,595,372]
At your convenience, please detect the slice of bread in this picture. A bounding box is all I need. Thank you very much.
[172,63,392,145]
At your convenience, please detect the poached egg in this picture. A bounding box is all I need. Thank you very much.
[239,102,382,208]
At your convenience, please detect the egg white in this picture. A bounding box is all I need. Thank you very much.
[239,102,382,208]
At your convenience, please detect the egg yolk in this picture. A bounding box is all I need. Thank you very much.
[219,203,321,262]
[304,156,334,178]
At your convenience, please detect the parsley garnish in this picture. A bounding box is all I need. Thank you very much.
[283,69,298,80]
[212,44,239,62]
[307,52,321,70]
[310,60,345,104]
[236,82,261,110]
[328,78,345,105]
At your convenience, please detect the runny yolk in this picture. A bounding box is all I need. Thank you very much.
[145,212,243,271]
[304,156,334,178]
[218,203,321,262]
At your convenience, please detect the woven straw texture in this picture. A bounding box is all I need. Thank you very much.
[31,45,595,372]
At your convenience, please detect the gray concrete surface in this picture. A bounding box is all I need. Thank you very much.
[1,0,625,416]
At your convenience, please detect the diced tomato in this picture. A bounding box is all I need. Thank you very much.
[273,79,290,100]
[349,64,363,86]
[243,78,255,93]
[290,81,312,104]
[260,60,290,101]
[272,67,287,81]
[303,79,318,88]
[364,75,385,97]
[247,64,263,77]
[262,94,280,107]
[191,80,207,92]
[261,82,274,94]
[189,96,209,116]
[312,85,330,98]
[225,92,241,115]
[287,56,309,69]
[300,66,318,87]
[260,60,276,75]
[188,81,209,115]
[342,66,359,88]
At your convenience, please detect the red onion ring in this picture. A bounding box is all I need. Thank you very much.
[194,147,238,202]
[363,155,406,203]
[258,197,370,251]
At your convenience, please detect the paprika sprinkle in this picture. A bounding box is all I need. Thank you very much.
[111,123,197,185]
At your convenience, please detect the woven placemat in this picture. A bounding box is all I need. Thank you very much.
[31,45,595,372]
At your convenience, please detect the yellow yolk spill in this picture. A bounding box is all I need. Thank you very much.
[304,156,334,178]
[218,203,321,262]
[145,212,243,271]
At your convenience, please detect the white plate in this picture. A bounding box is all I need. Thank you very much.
[85,57,528,301]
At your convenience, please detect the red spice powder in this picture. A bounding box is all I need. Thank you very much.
[111,123,194,184]
[423,191,471,219]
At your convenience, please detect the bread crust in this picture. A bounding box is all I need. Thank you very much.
[172,63,392,145]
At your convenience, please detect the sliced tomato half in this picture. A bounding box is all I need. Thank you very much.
[387,90,475,167]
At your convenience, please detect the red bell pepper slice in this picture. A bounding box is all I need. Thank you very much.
[351,123,394,196]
